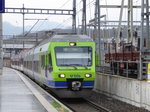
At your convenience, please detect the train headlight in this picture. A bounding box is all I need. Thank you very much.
[59,74,65,78]
[69,42,76,46]
[85,74,92,78]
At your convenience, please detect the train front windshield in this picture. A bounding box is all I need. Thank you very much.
[55,47,92,67]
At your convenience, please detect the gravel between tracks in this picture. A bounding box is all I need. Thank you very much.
[88,91,149,112]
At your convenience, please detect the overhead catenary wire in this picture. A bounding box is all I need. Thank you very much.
[34,0,72,32]
[33,0,96,31]
[53,0,96,30]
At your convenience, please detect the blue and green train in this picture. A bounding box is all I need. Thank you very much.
[11,35,96,97]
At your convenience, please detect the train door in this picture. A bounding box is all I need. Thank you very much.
[48,53,53,72]
[45,54,48,78]
[48,53,53,80]
[45,53,52,78]
[41,54,48,78]
[39,54,45,85]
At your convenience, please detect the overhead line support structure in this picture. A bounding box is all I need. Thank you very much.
[99,5,148,8]
[5,7,76,35]
[4,5,76,55]
[5,8,74,15]
[4,6,76,45]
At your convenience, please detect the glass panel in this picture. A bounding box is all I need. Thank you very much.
[55,47,92,67]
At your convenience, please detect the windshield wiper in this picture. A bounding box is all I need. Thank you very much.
[59,64,77,69]
[59,64,90,70]
[59,64,70,66]
[70,64,89,70]
[70,64,83,66]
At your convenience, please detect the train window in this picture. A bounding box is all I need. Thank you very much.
[55,47,92,67]
[29,61,32,70]
[45,55,48,66]
[49,53,52,66]
[41,55,45,68]
[34,61,38,73]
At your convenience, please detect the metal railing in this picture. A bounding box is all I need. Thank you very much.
[96,60,145,79]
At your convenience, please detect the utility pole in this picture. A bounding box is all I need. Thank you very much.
[0,13,3,75]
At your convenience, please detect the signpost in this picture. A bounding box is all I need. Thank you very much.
[0,0,4,75]
[147,63,150,82]
[0,0,5,13]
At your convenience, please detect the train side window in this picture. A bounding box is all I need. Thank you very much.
[45,54,48,66]
[49,53,52,66]
[41,55,45,68]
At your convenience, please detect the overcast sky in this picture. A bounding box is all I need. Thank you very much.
[3,0,142,30]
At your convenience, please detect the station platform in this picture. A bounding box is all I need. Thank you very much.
[95,72,150,111]
[0,67,72,112]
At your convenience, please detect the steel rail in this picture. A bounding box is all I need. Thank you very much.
[85,98,112,112]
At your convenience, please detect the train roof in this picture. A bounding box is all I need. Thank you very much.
[50,35,93,42]
[27,35,94,54]
[38,34,93,46]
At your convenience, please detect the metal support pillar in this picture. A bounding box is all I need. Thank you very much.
[81,0,87,35]
[22,4,25,49]
[127,0,133,43]
[23,4,25,36]
[94,0,101,66]
[0,14,3,75]
[72,0,76,34]
[116,0,125,52]
[97,0,101,66]
[145,0,150,49]
[139,0,150,80]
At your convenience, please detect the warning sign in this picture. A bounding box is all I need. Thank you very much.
[148,63,150,73]
[147,63,150,81]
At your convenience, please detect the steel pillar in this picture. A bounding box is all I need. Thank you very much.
[94,0,101,66]
[139,0,150,80]
[81,0,87,35]
[72,0,76,33]
[127,0,133,43]
[116,0,125,52]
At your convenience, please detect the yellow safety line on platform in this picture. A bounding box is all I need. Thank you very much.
[13,69,58,112]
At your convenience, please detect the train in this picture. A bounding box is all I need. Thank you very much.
[11,35,96,98]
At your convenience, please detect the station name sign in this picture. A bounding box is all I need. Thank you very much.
[0,0,5,13]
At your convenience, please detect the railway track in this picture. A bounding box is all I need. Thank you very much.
[85,98,112,112]
[61,98,112,112]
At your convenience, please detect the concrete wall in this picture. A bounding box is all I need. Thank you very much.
[94,73,150,111]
